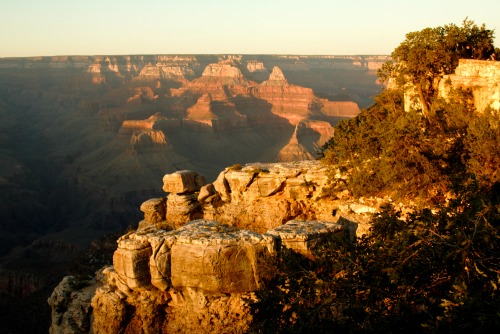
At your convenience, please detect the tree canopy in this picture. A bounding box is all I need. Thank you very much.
[322,19,499,205]
[379,19,495,116]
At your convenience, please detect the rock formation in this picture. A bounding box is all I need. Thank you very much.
[87,219,344,333]
[439,59,500,112]
[48,160,380,333]
[276,125,315,162]
[246,60,267,73]
[254,66,316,125]
[48,275,97,334]
[403,59,500,113]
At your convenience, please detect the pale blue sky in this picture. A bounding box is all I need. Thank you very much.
[1,0,499,57]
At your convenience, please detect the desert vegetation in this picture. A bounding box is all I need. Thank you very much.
[253,20,500,333]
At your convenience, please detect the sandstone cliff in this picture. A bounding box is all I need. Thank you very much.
[439,59,500,112]
[402,59,500,113]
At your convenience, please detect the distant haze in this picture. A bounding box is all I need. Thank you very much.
[0,0,498,57]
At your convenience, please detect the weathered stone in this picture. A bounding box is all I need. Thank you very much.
[267,220,343,258]
[198,183,215,202]
[162,170,202,194]
[212,170,231,201]
[102,266,132,294]
[170,220,276,294]
[246,173,286,198]
[149,256,170,291]
[439,59,500,112]
[91,287,127,334]
[140,197,166,224]
[149,236,175,291]
[165,288,256,334]
[48,275,97,334]
[117,236,146,251]
[225,170,255,194]
[166,193,201,226]
[113,246,152,289]
[284,177,314,199]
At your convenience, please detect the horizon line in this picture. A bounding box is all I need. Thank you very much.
[0,53,391,60]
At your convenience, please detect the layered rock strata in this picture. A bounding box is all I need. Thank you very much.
[49,160,383,333]
[439,59,500,112]
[162,170,206,227]
[86,218,343,333]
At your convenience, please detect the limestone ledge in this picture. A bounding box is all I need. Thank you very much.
[140,160,373,234]
[267,219,343,241]
[112,218,343,294]
[120,219,275,247]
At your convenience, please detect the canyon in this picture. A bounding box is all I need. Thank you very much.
[0,54,386,332]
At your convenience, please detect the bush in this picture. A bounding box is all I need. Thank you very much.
[252,186,500,333]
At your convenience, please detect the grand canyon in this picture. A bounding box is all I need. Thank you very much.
[0,54,386,332]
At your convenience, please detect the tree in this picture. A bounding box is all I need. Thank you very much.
[379,19,495,117]
[259,19,500,333]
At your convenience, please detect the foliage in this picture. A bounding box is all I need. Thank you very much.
[252,186,500,333]
[321,76,500,205]
[466,108,500,189]
[379,19,495,116]
[268,19,500,333]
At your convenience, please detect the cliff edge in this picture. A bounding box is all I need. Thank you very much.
[48,160,380,333]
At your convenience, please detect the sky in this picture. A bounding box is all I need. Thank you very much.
[1,0,499,57]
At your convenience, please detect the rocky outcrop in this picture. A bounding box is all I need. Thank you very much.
[246,60,267,73]
[203,161,346,232]
[403,59,500,112]
[171,63,251,99]
[120,112,169,135]
[254,66,315,125]
[184,94,249,131]
[137,56,199,82]
[267,219,343,258]
[255,66,359,125]
[89,217,343,333]
[48,275,97,334]
[49,160,382,333]
[163,170,206,227]
[439,59,500,112]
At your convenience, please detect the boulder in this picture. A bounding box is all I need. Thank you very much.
[267,220,343,258]
[198,183,215,202]
[169,220,276,294]
[162,170,205,194]
[139,197,166,224]
[113,238,152,289]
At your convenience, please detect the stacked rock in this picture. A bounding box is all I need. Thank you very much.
[138,197,167,229]
[162,170,206,227]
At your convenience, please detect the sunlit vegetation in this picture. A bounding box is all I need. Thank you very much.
[252,20,500,333]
